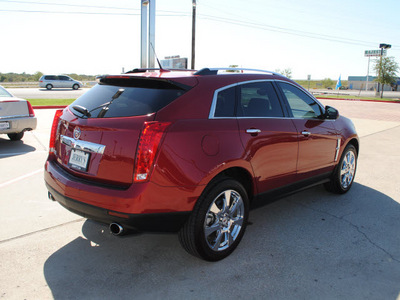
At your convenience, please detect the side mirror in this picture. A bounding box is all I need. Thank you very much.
[324,105,339,119]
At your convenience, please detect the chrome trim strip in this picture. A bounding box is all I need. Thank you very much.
[209,79,276,119]
[208,79,326,120]
[0,114,30,119]
[334,138,341,162]
[60,135,106,155]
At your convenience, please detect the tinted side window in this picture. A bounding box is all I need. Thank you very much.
[45,76,57,80]
[59,76,70,81]
[214,86,235,117]
[70,84,185,118]
[239,82,284,118]
[278,82,322,118]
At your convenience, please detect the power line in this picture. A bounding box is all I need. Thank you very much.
[0,1,398,50]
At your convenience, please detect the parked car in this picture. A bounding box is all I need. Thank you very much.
[39,75,83,90]
[0,85,37,141]
[44,68,359,261]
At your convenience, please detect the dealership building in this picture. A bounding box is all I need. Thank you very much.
[348,76,400,91]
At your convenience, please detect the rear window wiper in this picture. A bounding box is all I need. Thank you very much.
[72,105,91,118]
[72,89,125,118]
[96,88,125,118]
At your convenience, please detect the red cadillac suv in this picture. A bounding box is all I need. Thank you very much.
[44,68,359,261]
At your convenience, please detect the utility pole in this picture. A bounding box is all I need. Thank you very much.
[140,0,148,68]
[140,0,156,69]
[191,0,196,70]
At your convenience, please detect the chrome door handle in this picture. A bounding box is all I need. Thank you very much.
[246,129,261,134]
[301,131,311,137]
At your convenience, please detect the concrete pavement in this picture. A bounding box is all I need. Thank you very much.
[0,101,399,299]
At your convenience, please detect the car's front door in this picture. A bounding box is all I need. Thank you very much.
[235,81,298,192]
[276,81,339,180]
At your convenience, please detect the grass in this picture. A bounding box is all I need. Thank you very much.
[315,95,400,102]
[27,98,75,106]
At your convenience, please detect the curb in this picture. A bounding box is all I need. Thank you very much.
[316,97,400,104]
[33,105,67,109]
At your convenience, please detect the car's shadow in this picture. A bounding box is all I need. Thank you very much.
[0,136,36,158]
[43,183,400,299]
[38,89,79,92]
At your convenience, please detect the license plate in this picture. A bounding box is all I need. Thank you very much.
[69,149,90,171]
[0,121,10,130]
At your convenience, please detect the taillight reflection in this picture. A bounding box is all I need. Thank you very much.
[134,121,171,182]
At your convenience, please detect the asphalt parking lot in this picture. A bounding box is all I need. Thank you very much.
[1,100,400,299]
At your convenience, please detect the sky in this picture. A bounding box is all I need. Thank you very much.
[1,0,399,79]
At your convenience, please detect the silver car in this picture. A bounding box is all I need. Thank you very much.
[39,75,83,90]
[0,86,37,141]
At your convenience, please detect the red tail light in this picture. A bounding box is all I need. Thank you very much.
[134,121,171,182]
[49,109,63,154]
[26,101,35,117]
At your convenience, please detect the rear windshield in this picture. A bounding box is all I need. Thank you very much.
[0,86,12,97]
[69,82,186,118]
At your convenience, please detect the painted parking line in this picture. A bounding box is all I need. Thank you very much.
[0,168,43,188]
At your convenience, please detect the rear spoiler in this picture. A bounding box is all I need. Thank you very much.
[96,75,193,91]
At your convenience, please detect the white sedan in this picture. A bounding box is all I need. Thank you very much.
[0,85,37,141]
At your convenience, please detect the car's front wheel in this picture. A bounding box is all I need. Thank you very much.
[72,84,79,90]
[325,144,357,194]
[179,178,249,261]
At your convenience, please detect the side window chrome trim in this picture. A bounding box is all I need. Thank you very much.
[209,79,275,119]
[274,79,325,113]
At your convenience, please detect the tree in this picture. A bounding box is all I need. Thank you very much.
[322,78,334,89]
[373,56,399,98]
[275,68,292,79]
[33,71,43,81]
[226,65,240,73]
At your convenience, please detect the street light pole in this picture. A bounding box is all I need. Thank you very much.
[191,0,196,70]
[377,43,391,95]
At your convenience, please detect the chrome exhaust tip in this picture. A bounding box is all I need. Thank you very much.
[48,192,56,201]
[109,223,124,236]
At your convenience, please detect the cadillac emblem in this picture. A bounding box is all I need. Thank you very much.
[73,127,81,140]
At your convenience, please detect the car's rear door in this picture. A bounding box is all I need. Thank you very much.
[276,81,339,180]
[234,81,298,192]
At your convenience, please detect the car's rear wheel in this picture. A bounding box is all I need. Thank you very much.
[46,84,53,90]
[325,144,357,194]
[8,132,24,141]
[72,84,79,90]
[179,178,249,261]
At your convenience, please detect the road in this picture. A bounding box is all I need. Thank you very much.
[0,100,399,299]
[8,87,400,100]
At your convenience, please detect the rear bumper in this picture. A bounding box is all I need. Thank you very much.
[46,182,190,232]
[0,116,37,134]
[44,160,201,232]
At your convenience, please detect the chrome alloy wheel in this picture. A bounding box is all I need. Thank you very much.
[340,149,356,189]
[204,189,245,251]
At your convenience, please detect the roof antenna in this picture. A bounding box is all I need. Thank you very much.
[150,43,170,72]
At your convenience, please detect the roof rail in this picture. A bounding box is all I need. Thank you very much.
[125,68,195,74]
[194,68,282,76]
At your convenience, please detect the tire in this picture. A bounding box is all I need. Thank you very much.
[46,84,53,90]
[179,178,249,261]
[72,84,79,90]
[324,144,357,194]
[8,132,24,141]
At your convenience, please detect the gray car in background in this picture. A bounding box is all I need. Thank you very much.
[39,75,83,90]
[0,85,37,140]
